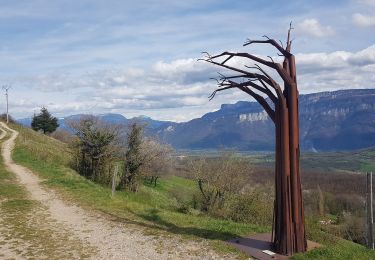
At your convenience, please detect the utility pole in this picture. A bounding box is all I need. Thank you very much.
[367,172,374,249]
[2,85,11,124]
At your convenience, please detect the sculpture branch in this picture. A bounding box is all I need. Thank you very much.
[208,85,237,100]
[226,79,277,104]
[201,51,294,86]
[251,64,284,98]
[238,85,275,122]
[243,37,291,57]
[208,51,277,68]
[212,79,276,122]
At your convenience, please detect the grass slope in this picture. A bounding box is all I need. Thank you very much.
[10,123,375,259]
[0,131,93,259]
[11,124,264,257]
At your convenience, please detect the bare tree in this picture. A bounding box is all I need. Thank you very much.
[190,152,250,212]
[201,24,306,254]
[141,137,173,186]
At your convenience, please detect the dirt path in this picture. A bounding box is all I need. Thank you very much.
[0,123,228,259]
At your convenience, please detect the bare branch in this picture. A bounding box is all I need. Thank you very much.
[238,85,275,122]
[226,79,277,104]
[201,51,211,59]
[287,22,294,51]
[243,37,291,57]
[252,64,284,98]
[267,56,275,63]
[208,85,237,100]
[257,78,278,103]
[221,54,234,65]
[208,51,277,69]
[263,35,271,40]
[201,51,293,85]
[209,78,220,84]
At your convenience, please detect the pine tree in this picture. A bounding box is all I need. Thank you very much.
[31,107,59,134]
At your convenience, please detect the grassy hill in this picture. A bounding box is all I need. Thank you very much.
[9,123,375,259]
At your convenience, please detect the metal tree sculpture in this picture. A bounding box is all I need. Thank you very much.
[201,26,307,255]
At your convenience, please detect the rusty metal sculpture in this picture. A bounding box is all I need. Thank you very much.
[201,25,307,255]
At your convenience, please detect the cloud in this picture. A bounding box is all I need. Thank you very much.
[295,44,375,92]
[357,0,375,6]
[7,43,375,122]
[296,44,375,72]
[295,19,335,37]
[352,13,375,27]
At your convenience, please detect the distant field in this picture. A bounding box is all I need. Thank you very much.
[177,147,375,173]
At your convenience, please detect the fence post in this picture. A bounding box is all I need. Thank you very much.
[367,172,374,249]
[112,165,119,198]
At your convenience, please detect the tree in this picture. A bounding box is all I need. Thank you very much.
[68,115,119,183]
[190,152,250,212]
[141,137,173,187]
[201,24,307,255]
[31,107,59,134]
[120,123,143,192]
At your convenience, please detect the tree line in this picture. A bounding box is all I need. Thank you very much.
[30,107,172,192]
[68,115,173,192]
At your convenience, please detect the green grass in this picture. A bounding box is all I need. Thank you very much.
[11,124,265,257]
[290,218,375,260]
[293,239,375,259]
[0,130,94,259]
[9,123,375,259]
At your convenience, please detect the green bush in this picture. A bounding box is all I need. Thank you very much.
[168,186,201,213]
[210,189,273,226]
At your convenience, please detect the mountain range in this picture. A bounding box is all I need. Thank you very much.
[17,89,375,152]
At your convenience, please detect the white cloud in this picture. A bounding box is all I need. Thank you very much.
[295,45,375,92]
[6,45,375,122]
[352,13,375,27]
[296,44,375,71]
[295,19,335,37]
[357,0,375,6]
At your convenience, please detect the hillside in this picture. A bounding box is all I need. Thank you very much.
[0,123,374,259]
[18,89,375,152]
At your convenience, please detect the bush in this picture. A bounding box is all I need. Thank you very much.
[0,113,16,123]
[191,152,251,212]
[219,189,273,226]
[169,186,201,214]
[325,193,365,216]
[50,129,75,143]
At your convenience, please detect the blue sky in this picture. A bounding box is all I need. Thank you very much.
[1,0,374,121]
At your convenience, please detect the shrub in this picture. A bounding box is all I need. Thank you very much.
[169,186,201,214]
[190,152,251,212]
[0,113,16,123]
[50,129,75,143]
[220,189,273,226]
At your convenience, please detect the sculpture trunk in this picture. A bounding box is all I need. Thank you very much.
[272,55,306,255]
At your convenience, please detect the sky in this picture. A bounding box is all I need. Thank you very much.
[0,0,374,122]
